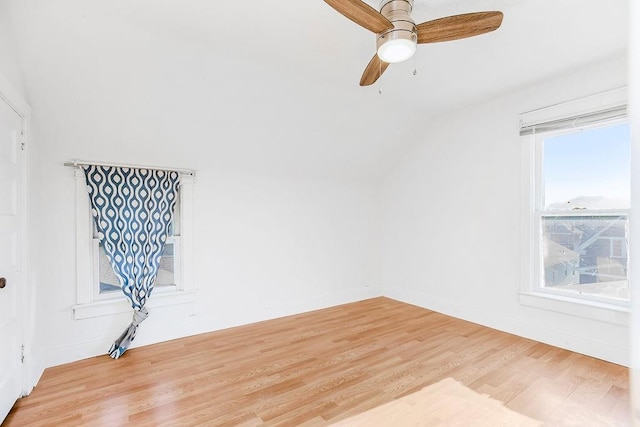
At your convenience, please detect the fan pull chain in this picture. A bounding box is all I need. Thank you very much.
[413,55,418,76]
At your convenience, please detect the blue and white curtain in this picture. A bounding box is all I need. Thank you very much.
[83,165,180,359]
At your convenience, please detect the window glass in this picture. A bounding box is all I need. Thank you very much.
[98,241,176,293]
[542,123,630,210]
[541,215,628,300]
[538,122,630,302]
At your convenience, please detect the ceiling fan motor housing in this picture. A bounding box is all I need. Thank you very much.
[376,0,417,63]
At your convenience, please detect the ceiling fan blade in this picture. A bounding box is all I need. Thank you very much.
[324,0,394,33]
[360,54,390,86]
[416,11,503,44]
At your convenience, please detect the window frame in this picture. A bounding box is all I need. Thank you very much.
[519,88,631,323]
[532,120,630,306]
[72,168,196,320]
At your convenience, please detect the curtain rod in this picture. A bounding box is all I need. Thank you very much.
[64,160,196,176]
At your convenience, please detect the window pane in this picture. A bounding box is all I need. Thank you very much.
[541,215,628,300]
[542,123,630,210]
[98,244,120,293]
[99,242,175,293]
[155,243,175,287]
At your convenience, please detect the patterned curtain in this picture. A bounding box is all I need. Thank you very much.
[83,165,180,359]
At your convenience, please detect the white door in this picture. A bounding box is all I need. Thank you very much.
[0,98,24,422]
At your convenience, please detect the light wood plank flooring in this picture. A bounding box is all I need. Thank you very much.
[5,297,630,426]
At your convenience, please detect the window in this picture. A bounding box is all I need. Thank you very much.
[520,88,630,313]
[535,123,630,303]
[73,166,196,319]
[92,196,182,299]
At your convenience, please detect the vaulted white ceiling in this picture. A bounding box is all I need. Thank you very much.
[8,0,628,184]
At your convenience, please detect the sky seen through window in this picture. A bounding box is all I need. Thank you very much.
[543,122,630,210]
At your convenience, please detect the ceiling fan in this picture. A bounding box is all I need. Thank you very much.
[323,0,503,86]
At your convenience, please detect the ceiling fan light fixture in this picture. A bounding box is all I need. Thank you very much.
[377,38,416,63]
[375,0,417,64]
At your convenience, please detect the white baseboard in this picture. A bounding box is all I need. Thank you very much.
[43,326,198,368]
[383,286,629,366]
[43,285,382,368]
[188,286,383,340]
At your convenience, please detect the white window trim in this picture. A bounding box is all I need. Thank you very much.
[519,87,630,324]
[72,168,196,319]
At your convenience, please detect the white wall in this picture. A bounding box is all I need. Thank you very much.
[6,0,399,368]
[0,0,24,96]
[4,0,631,375]
[36,149,382,366]
[380,54,630,365]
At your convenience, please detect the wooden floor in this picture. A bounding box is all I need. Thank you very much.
[5,297,630,426]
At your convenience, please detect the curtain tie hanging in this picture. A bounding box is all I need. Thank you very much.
[108,308,149,359]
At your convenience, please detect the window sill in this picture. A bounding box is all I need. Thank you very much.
[518,291,629,326]
[73,290,196,320]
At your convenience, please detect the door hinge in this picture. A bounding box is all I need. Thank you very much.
[21,344,25,363]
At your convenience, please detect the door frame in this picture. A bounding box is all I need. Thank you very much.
[0,72,35,398]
